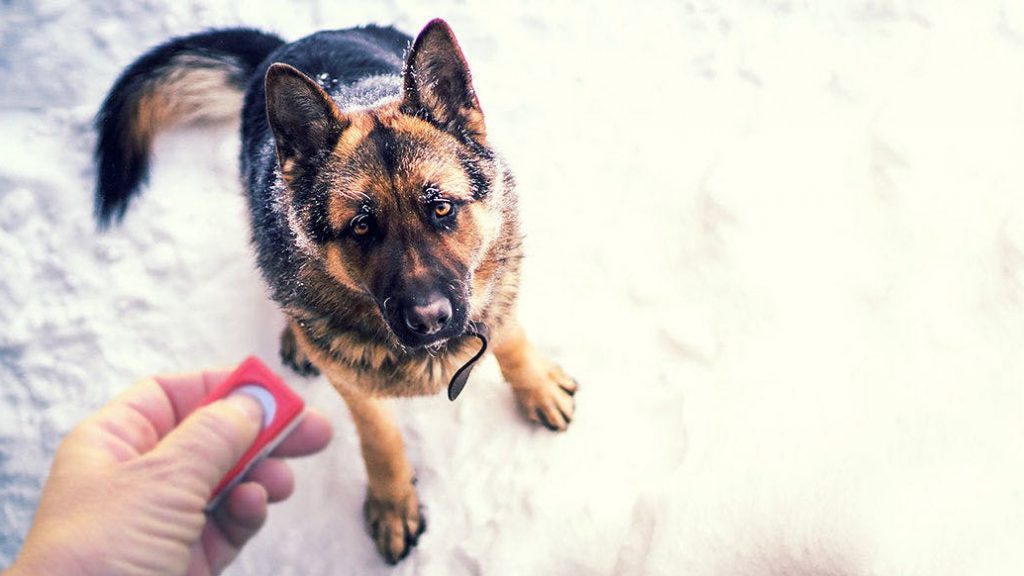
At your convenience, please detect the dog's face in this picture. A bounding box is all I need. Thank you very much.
[265,20,502,348]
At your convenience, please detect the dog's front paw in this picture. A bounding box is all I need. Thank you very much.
[364,486,426,565]
[509,363,578,432]
[280,324,320,377]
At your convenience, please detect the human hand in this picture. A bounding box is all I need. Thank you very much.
[6,366,332,576]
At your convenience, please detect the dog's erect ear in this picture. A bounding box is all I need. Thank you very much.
[265,63,346,170]
[401,19,486,144]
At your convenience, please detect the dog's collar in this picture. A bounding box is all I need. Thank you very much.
[447,323,489,401]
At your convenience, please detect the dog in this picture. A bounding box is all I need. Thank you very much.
[92,19,578,564]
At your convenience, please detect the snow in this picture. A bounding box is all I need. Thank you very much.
[3,1,1024,574]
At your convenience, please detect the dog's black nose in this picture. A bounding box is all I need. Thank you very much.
[403,293,452,336]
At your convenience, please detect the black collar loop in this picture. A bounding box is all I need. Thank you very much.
[447,324,489,401]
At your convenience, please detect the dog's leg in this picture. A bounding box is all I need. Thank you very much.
[279,321,320,377]
[337,387,424,564]
[492,320,578,431]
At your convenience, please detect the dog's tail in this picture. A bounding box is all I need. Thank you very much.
[93,28,284,227]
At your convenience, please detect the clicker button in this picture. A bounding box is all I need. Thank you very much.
[231,384,277,428]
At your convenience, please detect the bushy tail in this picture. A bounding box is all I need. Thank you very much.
[93,28,284,227]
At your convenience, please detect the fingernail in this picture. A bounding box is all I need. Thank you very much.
[224,393,264,423]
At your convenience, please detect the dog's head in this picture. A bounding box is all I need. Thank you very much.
[265,19,506,348]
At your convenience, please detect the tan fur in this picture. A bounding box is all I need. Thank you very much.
[288,316,485,397]
[323,244,365,294]
[322,107,479,228]
[492,321,578,431]
[336,387,422,564]
[130,56,244,156]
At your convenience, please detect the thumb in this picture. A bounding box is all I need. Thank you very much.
[146,394,264,494]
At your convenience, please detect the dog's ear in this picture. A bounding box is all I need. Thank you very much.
[401,19,486,144]
[265,63,346,171]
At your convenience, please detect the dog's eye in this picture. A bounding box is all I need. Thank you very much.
[351,215,372,237]
[433,201,454,219]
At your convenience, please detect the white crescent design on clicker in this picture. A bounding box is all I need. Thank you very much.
[231,384,277,428]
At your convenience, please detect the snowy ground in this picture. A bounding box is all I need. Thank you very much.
[3,1,1024,574]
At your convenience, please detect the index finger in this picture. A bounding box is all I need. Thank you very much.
[76,367,235,461]
[118,368,234,439]
[151,368,235,428]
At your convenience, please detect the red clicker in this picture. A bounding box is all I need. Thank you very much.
[201,356,306,512]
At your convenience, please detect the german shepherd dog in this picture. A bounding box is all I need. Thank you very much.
[93,19,577,563]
